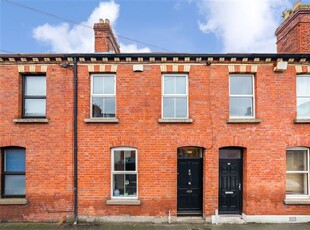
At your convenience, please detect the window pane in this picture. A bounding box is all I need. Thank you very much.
[220,149,242,159]
[177,147,203,158]
[297,76,310,96]
[104,76,115,94]
[125,150,136,171]
[175,76,186,94]
[230,97,253,117]
[92,97,103,117]
[230,76,253,95]
[114,150,124,171]
[113,174,124,196]
[164,76,174,94]
[175,97,187,118]
[297,98,310,117]
[5,149,25,172]
[93,76,104,94]
[25,76,46,96]
[163,97,174,118]
[125,174,137,196]
[4,175,25,195]
[103,97,115,117]
[286,173,307,195]
[286,150,308,171]
[25,99,46,117]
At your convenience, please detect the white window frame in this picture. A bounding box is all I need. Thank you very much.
[286,147,310,199]
[296,75,310,119]
[111,147,138,199]
[161,74,188,119]
[90,74,116,118]
[229,74,255,118]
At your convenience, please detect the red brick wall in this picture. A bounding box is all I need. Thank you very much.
[1,61,310,221]
[76,63,310,217]
[276,7,310,53]
[0,65,74,221]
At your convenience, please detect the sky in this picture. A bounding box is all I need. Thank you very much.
[0,0,309,54]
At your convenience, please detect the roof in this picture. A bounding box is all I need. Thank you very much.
[0,53,309,64]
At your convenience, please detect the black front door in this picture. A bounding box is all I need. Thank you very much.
[177,158,203,215]
[219,148,243,214]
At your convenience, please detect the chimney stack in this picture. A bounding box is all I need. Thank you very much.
[275,2,310,53]
[93,19,120,53]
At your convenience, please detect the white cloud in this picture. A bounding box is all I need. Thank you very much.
[197,0,291,53]
[33,1,150,53]
[120,43,151,53]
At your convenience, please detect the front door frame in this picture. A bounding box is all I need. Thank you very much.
[218,148,243,214]
[177,147,204,216]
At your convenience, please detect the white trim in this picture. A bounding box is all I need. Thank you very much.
[90,74,116,118]
[161,74,188,119]
[229,74,255,119]
[242,214,310,223]
[79,215,179,224]
[286,147,309,197]
[296,75,310,119]
[110,147,138,199]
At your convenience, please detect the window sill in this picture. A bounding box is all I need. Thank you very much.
[283,198,310,205]
[106,199,141,206]
[84,118,119,123]
[226,118,262,124]
[294,119,310,124]
[13,118,49,123]
[158,118,193,123]
[0,198,28,205]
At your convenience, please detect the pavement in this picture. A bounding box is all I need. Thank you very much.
[0,223,310,230]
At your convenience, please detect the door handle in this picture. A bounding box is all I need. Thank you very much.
[225,191,233,194]
[238,183,241,190]
[188,169,191,176]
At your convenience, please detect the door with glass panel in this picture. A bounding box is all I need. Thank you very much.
[219,148,243,214]
[177,147,203,216]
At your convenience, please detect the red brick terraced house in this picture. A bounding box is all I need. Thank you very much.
[0,3,310,224]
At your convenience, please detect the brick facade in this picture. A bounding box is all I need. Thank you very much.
[0,6,310,223]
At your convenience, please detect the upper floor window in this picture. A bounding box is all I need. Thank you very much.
[297,75,310,118]
[111,147,137,199]
[286,147,309,197]
[162,74,188,119]
[23,75,46,118]
[91,74,116,118]
[229,75,254,118]
[1,147,26,198]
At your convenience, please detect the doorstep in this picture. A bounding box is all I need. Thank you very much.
[218,214,246,224]
[176,216,205,224]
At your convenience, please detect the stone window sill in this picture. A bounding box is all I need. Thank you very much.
[226,118,262,124]
[158,118,193,124]
[0,198,28,205]
[284,198,310,205]
[106,199,141,206]
[13,118,49,123]
[294,119,310,124]
[84,118,119,123]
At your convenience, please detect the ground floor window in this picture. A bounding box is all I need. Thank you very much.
[111,147,137,198]
[1,147,26,198]
[286,147,309,196]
